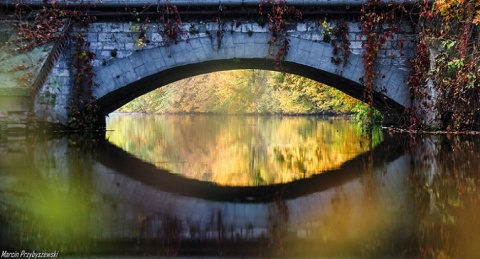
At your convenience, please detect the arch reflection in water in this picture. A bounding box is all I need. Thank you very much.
[94,132,412,256]
[3,132,480,256]
[106,114,382,186]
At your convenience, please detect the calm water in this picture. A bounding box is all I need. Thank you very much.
[1,114,480,257]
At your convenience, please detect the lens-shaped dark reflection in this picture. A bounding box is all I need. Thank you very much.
[2,128,480,257]
[106,114,382,186]
[97,131,400,202]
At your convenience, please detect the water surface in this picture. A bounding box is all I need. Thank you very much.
[106,114,379,186]
[0,114,479,258]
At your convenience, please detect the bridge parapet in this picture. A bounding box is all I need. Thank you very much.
[3,0,422,7]
[83,19,413,70]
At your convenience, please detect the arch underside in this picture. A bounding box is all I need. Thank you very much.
[95,58,405,125]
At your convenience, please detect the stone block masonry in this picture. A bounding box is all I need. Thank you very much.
[0,0,419,132]
[32,16,414,127]
[83,19,413,72]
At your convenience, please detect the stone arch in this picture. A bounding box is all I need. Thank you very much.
[41,32,409,126]
[92,34,407,125]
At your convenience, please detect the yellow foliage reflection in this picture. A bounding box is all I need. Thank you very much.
[107,114,381,186]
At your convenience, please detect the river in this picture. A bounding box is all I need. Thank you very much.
[1,114,479,257]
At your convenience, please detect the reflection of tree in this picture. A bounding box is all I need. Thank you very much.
[268,192,290,256]
[408,135,480,258]
[160,214,183,256]
[107,115,381,186]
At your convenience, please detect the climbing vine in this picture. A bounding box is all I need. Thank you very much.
[360,0,388,134]
[400,0,480,131]
[14,4,67,52]
[406,38,431,130]
[13,2,99,131]
[67,32,99,131]
[356,0,480,132]
[127,1,185,49]
[157,1,184,46]
[330,21,351,66]
[66,4,99,131]
[426,0,480,131]
[259,0,302,70]
[206,3,226,50]
[405,1,433,131]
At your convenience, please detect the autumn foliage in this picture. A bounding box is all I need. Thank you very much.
[118,70,361,115]
[411,0,480,130]
[8,0,480,131]
[260,0,302,70]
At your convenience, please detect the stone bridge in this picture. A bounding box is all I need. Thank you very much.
[0,0,419,131]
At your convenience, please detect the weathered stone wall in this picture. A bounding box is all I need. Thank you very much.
[36,17,415,126]
[83,19,413,70]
